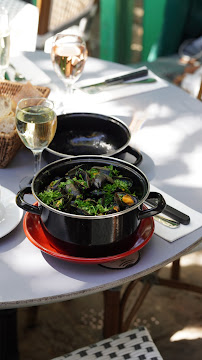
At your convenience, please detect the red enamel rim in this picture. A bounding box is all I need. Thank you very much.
[23,206,154,264]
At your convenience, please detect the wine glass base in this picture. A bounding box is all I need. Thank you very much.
[19,176,33,190]
[53,90,78,115]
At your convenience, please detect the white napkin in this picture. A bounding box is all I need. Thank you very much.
[75,68,168,103]
[150,185,202,242]
[10,54,51,85]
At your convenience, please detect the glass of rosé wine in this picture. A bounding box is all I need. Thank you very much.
[51,33,88,95]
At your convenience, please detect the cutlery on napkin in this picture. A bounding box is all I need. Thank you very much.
[80,78,157,94]
[150,185,202,242]
[75,67,168,103]
[78,68,149,91]
[146,199,190,225]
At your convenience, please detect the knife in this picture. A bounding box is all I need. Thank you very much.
[78,68,149,90]
[146,199,190,225]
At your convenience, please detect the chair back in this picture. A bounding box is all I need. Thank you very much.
[38,0,97,36]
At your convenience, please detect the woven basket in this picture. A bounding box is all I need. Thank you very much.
[0,80,50,98]
[0,131,23,168]
[0,81,50,168]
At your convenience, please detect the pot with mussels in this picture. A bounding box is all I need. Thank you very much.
[16,156,165,257]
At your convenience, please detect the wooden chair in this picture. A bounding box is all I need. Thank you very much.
[36,0,98,52]
[197,79,202,100]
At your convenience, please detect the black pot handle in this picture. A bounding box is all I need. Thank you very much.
[117,145,143,166]
[138,192,166,220]
[16,186,42,215]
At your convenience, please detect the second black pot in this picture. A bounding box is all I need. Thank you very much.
[44,112,142,166]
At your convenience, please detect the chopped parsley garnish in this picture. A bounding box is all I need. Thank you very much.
[38,165,139,215]
[38,189,63,206]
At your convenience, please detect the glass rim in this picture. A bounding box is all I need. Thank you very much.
[53,32,85,44]
[16,97,55,114]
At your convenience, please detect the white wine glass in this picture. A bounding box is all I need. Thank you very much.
[51,33,88,95]
[16,97,57,189]
[0,6,10,80]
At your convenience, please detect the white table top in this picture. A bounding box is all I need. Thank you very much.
[0,51,202,309]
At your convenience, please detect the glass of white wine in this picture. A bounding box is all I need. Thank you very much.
[16,98,57,188]
[0,6,10,80]
[51,33,88,94]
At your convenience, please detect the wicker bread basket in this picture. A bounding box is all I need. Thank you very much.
[0,81,50,168]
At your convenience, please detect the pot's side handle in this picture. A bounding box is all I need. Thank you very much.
[118,146,143,166]
[138,192,166,220]
[16,186,42,215]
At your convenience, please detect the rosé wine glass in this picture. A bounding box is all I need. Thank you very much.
[51,33,88,95]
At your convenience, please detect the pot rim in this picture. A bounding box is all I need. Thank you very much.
[32,155,150,220]
[46,112,131,158]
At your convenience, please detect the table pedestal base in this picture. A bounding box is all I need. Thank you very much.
[0,309,19,360]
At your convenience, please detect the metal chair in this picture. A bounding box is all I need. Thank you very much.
[50,326,164,360]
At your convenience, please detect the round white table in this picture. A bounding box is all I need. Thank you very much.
[0,51,202,359]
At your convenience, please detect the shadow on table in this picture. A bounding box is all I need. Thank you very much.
[0,219,25,252]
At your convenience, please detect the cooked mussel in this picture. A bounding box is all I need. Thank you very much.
[72,168,90,189]
[114,192,138,209]
[92,172,114,189]
[113,177,133,192]
[54,195,72,210]
[66,165,84,177]
[47,177,66,191]
[90,166,112,176]
[65,181,81,198]
[70,198,98,215]
[104,203,120,214]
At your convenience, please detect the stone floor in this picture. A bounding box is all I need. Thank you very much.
[18,249,202,360]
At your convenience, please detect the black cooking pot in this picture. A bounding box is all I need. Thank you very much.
[16,156,165,257]
[44,112,142,166]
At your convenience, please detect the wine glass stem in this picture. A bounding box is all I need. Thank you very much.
[0,69,5,80]
[33,151,42,176]
[65,83,73,94]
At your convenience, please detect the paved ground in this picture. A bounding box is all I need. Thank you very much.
[18,249,202,360]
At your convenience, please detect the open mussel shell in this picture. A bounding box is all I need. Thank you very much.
[113,177,133,191]
[115,192,139,209]
[47,177,66,191]
[65,182,81,198]
[91,172,114,189]
[70,198,97,216]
